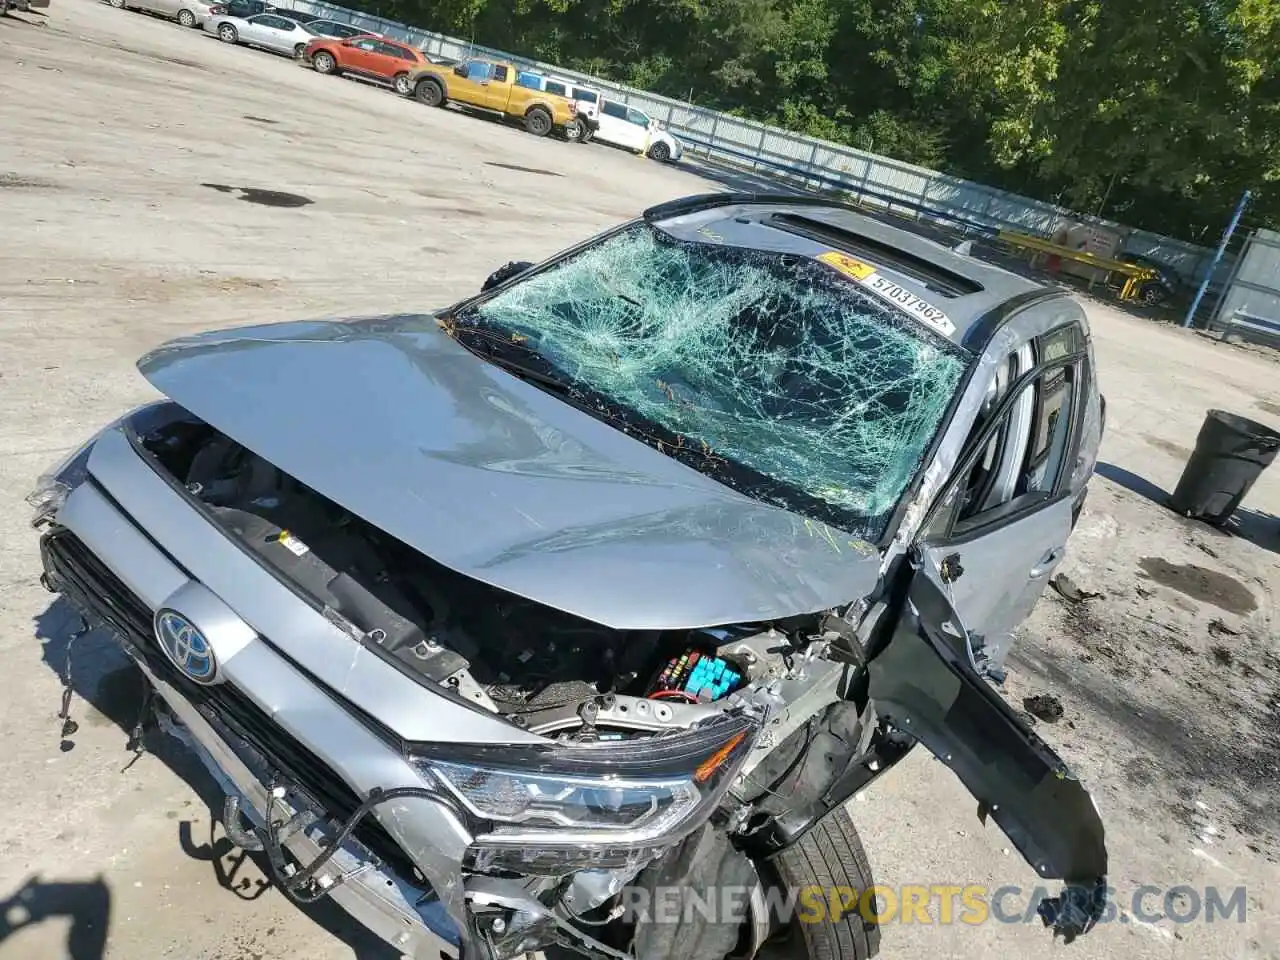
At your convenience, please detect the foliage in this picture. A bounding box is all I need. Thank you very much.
[359,0,1280,240]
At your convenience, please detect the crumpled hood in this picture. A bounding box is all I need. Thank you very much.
[138,315,881,630]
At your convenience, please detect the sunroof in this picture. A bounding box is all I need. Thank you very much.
[768,213,984,298]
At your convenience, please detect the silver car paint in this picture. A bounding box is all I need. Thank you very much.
[55,478,479,936]
[84,424,542,745]
[137,317,883,631]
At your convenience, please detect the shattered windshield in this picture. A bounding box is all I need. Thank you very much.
[456,223,968,540]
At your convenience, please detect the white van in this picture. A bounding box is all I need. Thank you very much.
[594,97,683,163]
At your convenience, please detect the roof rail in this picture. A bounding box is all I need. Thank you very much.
[642,192,862,222]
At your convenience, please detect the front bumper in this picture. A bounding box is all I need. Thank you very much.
[33,423,500,958]
[41,528,462,960]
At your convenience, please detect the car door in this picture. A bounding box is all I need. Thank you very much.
[376,41,420,82]
[239,14,275,46]
[448,60,491,106]
[595,100,631,147]
[625,106,653,150]
[247,14,292,52]
[341,36,380,73]
[867,569,1107,922]
[914,321,1088,675]
[484,63,513,111]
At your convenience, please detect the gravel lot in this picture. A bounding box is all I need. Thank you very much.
[1,3,1278,958]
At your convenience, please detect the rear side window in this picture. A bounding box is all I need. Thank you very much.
[516,71,542,89]
[545,81,566,96]
[626,107,649,126]
[601,100,627,119]
[493,65,509,82]
[573,88,598,103]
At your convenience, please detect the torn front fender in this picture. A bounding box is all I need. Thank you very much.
[868,570,1108,939]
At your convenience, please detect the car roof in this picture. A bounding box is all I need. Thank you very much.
[645,194,1046,348]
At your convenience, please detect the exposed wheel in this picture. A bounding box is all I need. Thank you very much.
[312,50,337,74]
[217,23,237,43]
[760,807,881,960]
[648,140,671,163]
[1138,281,1169,306]
[524,106,552,137]
[562,118,586,142]
[414,77,443,106]
[108,0,125,7]
[293,42,307,59]
[176,7,195,26]
[393,72,412,95]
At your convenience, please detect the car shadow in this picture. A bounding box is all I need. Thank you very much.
[0,875,111,960]
[32,598,400,959]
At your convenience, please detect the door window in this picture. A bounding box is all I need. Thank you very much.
[351,37,379,50]
[600,100,628,119]
[253,14,291,28]
[545,81,567,96]
[927,344,1081,538]
[467,61,493,81]
[516,71,543,89]
[626,107,649,126]
[492,65,509,82]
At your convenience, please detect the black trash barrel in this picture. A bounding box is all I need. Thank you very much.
[1169,410,1280,523]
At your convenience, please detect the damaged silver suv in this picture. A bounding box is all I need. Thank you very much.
[31,194,1107,960]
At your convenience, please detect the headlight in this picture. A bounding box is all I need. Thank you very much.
[27,444,95,527]
[26,402,175,527]
[409,716,757,851]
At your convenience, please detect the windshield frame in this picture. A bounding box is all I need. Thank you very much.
[439,219,975,546]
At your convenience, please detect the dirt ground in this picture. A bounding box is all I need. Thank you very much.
[1,2,1278,958]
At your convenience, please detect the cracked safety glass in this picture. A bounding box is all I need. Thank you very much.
[462,224,968,540]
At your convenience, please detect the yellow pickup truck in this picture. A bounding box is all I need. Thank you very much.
[405,58,579,137]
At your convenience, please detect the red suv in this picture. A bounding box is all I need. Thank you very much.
[304,35,429,95]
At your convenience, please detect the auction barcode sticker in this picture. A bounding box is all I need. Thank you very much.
[816,251,957,338]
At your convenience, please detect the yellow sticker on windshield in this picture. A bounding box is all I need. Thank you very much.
[816,250,956,337]
[817,251,876,281]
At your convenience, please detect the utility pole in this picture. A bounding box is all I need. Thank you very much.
[1183,189,1251,329]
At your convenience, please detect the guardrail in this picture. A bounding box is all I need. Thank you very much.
[291,0,1223,285]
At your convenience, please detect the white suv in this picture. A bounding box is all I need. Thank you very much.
[594,97,683,163]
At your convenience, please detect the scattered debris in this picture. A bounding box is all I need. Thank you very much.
[1207,617,1241,638]
[1049,574,1103,603]
[1211,645,1234,667]
[1193,540,1220,559]
[1023,694,1065,724]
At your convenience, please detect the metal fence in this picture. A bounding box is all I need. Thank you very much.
[292,0,1222,286]
[1213,229,1280,333]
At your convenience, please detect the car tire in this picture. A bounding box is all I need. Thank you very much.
[393,72,412,95]
[648,140,671,163]
[524,106,552,137]
[758,807,881,960]
[293,42,307,59]
[217,23,237,43]
[108,0,125,7]
[312,50,337,74]
[562,118,586,142]
[1138,281,1169,306]
[414,77,444,106]
[176,8,195,26]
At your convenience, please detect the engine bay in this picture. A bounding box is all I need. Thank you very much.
[138,413,834,740]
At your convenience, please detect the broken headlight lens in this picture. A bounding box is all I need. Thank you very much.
[27,444,95,527]
[410,716,757,848]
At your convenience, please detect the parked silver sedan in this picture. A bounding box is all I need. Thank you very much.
[204,11,317,57]
[107,0,217,28]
